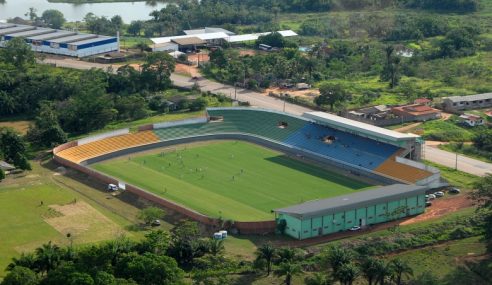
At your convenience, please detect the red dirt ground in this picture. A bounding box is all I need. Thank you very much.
[400,194,473,225]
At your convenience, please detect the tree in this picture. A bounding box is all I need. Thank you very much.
[0,38,35,71]
[380,45,401,88]
[471,174,492,252]
[59,70,115,133]
[305,272,329,285]
[127,20,143,36]
[256,32,285,48]
[1,266,39,285]
[7,253,37,272]
[255,243,276,276]
[168,220,203,268]
[473,130,492,152]
[41,9,66,29]
[0,127,31,170]
[35,241,63,273]
[115,252,184,284]
[315,83,350,111]
[324,246,353,275]
[274,261,302,285]
[335,262,359,285]
[139,230,170,255]
[389,258,413,285]
[27,102,67,147]
[361,257,385,285]
[137,206,165,225]
[141,52,175,91]
[208,238,224,256]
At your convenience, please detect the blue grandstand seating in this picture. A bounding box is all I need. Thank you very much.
[283,123,399,170]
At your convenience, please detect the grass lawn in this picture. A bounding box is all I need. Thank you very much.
[0,161,147,277]
[92,141,373,221]
[388,236,487,279]
[423,160,480,190]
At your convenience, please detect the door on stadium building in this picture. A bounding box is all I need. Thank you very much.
[359,218,366,227]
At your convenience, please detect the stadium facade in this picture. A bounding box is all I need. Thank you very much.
[275,184,427,240]
[0,23,118,57]
[53,107,443,238]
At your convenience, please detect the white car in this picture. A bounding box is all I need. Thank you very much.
[434,191,445,198]
[427,194,436,200]
[349,226,361,231]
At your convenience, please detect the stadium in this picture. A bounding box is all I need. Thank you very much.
[53,107,442,239]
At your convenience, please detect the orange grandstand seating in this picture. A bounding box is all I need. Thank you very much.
[374,154,433,184]
[57,131,160,163]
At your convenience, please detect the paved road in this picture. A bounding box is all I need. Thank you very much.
[42,58,311,116]
[424,143,492,177]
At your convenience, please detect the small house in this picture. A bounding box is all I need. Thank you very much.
[459,114,484,127]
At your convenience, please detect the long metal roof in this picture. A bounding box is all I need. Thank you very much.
[443,93,492,103]
[0,23,16,29]
[6,28,54,38]
[69,36,114,46]
[50,34,97,43]
[0,25,35,35]
[151,32,229,45]
[28,30,77,41]
[303,112,419,142]
[275,184,428,219]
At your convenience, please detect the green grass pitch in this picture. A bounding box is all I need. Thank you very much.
[92,141,373,221]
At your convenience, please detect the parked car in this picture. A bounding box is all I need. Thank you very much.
[349,226,361,231]
[151,219,161,227]
[107,184,118,192]
[425,201,432,207]
[434,191,445,198]
[449,187,461,194]
[427,194,436,200]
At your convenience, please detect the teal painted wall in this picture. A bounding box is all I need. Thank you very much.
[278,194,427,240]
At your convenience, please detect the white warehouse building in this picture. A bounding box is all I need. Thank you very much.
[0,23,119,57]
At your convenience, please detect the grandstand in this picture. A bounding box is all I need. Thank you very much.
[56,107,440,187]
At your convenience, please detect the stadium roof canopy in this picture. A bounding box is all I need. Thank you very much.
[225,30,298,43]
[303,111,419,142]
[275,184,428,219]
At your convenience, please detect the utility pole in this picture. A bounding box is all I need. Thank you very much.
[283,99,286,112]
[234,83,237,101]
[455,152,459,170]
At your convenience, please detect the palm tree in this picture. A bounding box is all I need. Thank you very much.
[376,261,392,285]
[361,257,385,285]
[276,247,297,264]
[325,246,353,274]
[304,272,329,285]
[335,262,359,285]
[274,261,302,285]
[389,258,413,285]
[35,241,62,273]
[209,238,224,256]
[7,252,37,272]
[255,243,276,276]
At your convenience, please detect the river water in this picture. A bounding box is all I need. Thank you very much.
[0,0,168,22]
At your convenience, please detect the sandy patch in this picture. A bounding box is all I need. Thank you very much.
[0,121,32,135]
[44,201,123,243]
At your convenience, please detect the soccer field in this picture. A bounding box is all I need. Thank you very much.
[92,141,373,221]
